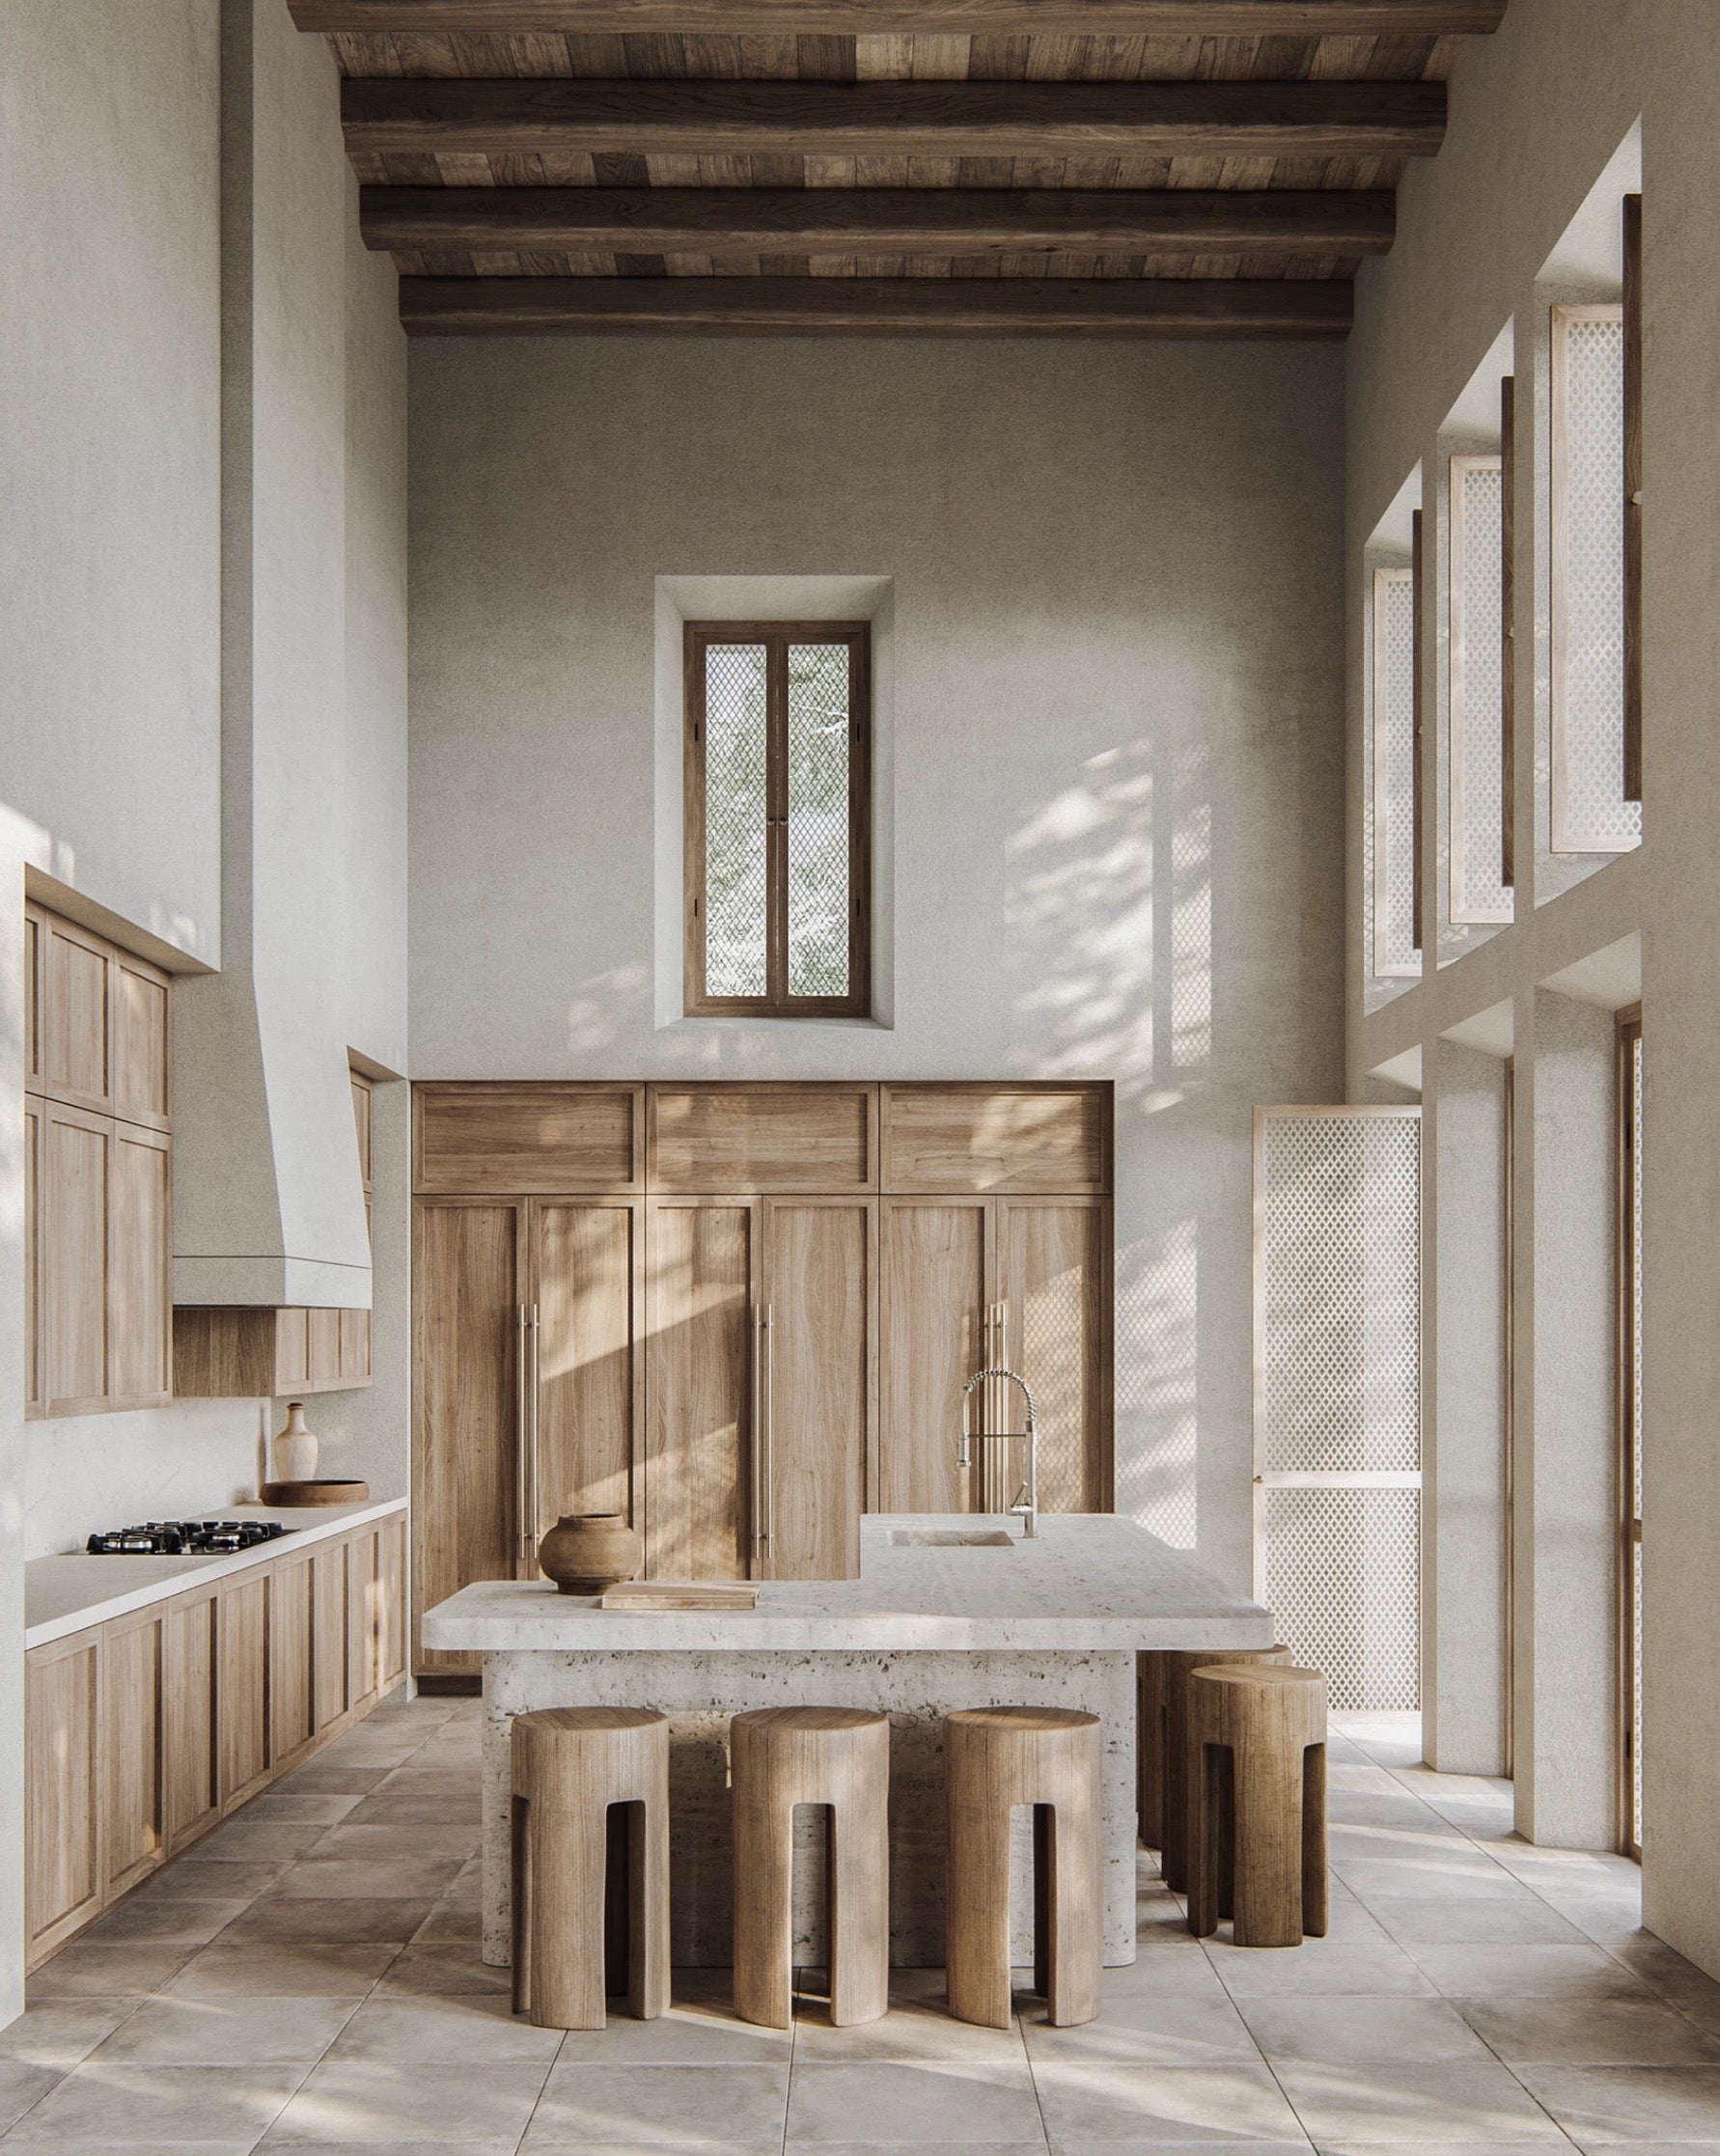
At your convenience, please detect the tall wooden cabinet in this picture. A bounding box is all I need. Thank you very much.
[412,1080,1108,1675]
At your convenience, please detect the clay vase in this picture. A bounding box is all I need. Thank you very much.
[537,1512,642,1596]
[273,1401,319,1485]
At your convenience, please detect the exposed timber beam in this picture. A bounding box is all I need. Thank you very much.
[363,183,1395,259]
[294,2,1506,35]
[399,273,1353,337]
[345,77,1445,162]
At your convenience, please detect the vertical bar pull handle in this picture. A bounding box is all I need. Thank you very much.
[515,1304,530,1575]
[763,1306,776,1554]
[751,1306,764,1565]
[528,1303,541,1570]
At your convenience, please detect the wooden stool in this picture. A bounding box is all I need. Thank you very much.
[510,1707,670,2030]
[1186,1664,1327,1949]
[945,1706,1101,2031]
[1139,1645,1290,1891]
[731,1707,890,2031]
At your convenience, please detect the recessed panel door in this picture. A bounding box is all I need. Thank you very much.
[645,1200,757,1580]
[878,1199,989,1514]
[994,1198,1110,1515]
[532,1199,643,1544]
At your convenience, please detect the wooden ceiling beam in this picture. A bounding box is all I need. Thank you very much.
[295,2,1505,34]
[399,273,1353,337]
[345,78,1445,162]
[363,183,1396,257]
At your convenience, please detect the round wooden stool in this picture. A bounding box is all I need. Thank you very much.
[1185,1664,1327,1949]
[1138,1645,1290,1890]
[731,1706,890,2031]
[510,1706,671,2030]
[945,1706,1101,2031]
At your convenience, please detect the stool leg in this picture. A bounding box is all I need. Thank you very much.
[735,1792,794,2030]
[531,1801,612,2029]
[829,1793,889,2027]
[1162,1671,1193,1895]
[1232,1745,1306,1949]
[1186,1741,1226,1940]
[1137,1655,1165,1851]
[1301,1742,1329,1941]
[511,1793,532,2018]
[623,1794,672,2021]
[1041,1802,1101,2029]
[947,1795,1013,2030]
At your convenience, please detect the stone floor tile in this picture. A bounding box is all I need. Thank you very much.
[0,2061,67,2136]
[1268,2059,1567,2143]
[1093,1949,1229,1999]
[1237,1999,1490,2066]
[1410,1947,1657,2001]
[1023,1994,1259,2068]
[340,1796,484,1830]
[165,1942,400,1998]
[193,1818,335,1864]
[246,1794,365,1825]
[267,2059,551,2144]
[129,1856,289,1901]
[325,1993,563,2063]
[270,1767,393,1798]
[522,2061,788,2148]
[222,1898,437,1945]
[557,1997,792,2064]
[256,2142,521,2156]
[1367,1898,1589,1948]
[1513,2064,1720,2142]
[1032,2060,1305,2142]
[412,1902,484,1945]
[1047,2144,1309,2156]
[274,1859,466,1902]
[371,1947,511,1999]
[1333,1861,1535,1904]
[1201,1940,1433,2000]
[788,2059,1040,2143]
[0,1999,143,2070]
[25,1942,198,2000]
[91,1993,360,2065]
[786,2145,1048,2156]
[1456,1998,1720,2066]
[78,1896,248,1946]
[306,1825,481,1863]
[0,2061,306,2146]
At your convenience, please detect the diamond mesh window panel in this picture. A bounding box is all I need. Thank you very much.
[1256,1109,1423,1711]
[703,644,769,998]
[1372,569,1419,977]
[1449,458,1513,925]
[1553,309,1641,853]
[787,644,851,999]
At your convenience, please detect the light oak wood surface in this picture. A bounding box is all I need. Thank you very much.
[25,1634,103,1966]
[24,902,43,1094]
[24,1096,42,1416]
[996,1197,1111,1514]
[269,1554,319,1773]
[534,1200,644,1536]
[732,1706,890,2030]
[101,1608,165,1899]
[511,1707,671,2030]
[416,1082,643,1195]
[649,1084,876,1194]
[163,1589,220,1855]
[110,1120,172,1406]
[42,1103,111,1414]
[1187,1662,1328,1949]
[314,1542,350,1731]
[111,954,171,1131]
[173,1304,370,1398]
[1140,1644,1290,1893]
[881,1084,1110,1196]
[218,1573,271,1810]
[879,1198,989,1514]
[946,1705,1101,2030]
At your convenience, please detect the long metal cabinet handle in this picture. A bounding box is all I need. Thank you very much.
[515,1304,530,1573]
[751,1309,764,1562]
[763,1305,775,1554]
[528,1304,541,1567]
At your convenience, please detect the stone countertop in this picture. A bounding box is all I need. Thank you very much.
[422,1513,1271,1655]
[25,1498,408,1649]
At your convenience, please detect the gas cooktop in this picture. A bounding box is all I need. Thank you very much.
[85,1519,295,1556]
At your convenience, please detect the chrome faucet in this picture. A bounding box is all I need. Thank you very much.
[957,1366,1040,1539]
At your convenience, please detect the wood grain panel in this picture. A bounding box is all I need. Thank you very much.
[43,1104,110,1412]
[295,2,1509,31]
[649,1084,876,1193]
[533,1199,643,1532]
[339,1307,373,1385]
[347,1527,380,1712]
[351,1069,375,1188]
[111,954,171,1131]
[42,916,111,1111]
[24,1096,42,1418]
[377,1514,408,1683]
[110,1121,172,1406]
[269,1554,318,1770]
[172,1307,371,1397]
[645,1199,757,1580]
[217,1573,271,1809]
[413,1199,524,1672]
[761,1199,873,1580]
[101,1609,165,1896]
[276,1307,311,1393]
[995,1197,1111,1513]
[416,1082,643,1193]
[25,1636,102,1969]
[314,1542,349,1731]
[164,1589,220,1853]
[306,1307,345,1390]
[881,1083,1109,1195]
[879,1198,989,1512]
[24,903,43,1094]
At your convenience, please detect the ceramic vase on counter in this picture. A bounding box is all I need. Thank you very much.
[273,1401,319,1485]
[538,1512,642,1595]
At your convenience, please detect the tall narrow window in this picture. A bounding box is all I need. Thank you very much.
[1372,567,1419,978]
[1551,303,1641,853]
[1617,1007,1644,1860]
[684,623,871,1018]
[1449,456,1513,926]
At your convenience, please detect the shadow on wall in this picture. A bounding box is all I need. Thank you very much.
[1007,736,1214,1553]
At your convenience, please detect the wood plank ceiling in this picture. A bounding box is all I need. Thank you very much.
[289,2,1509,336]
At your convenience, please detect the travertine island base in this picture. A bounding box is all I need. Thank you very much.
[421,1513,1273,1970]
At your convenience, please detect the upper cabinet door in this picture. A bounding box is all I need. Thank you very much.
[993,1198,1112,1516]
[531,1198,644,1537]
[109,1121,172,1408]
[42,1103,111,1415]
[110,953,170,1131]
[648,1084,877,1194]
[880,1085,1110,1197]
[24,903,43,1095]
[760,1199,874,1581]
[878,1198,990,1514]
[644,1199,757,1582]
[42,916,112,1114]
[415,1083,643,1196]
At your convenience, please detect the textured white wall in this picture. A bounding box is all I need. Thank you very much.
[408,336,1346,1589]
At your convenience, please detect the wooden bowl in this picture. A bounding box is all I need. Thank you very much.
[259,1479,371,1508]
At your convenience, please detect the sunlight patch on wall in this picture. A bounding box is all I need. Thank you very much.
[1114,1216,1198,1549]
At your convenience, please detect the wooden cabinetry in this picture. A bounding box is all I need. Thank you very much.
[173,1303,371,1396]
[24,903,173,1418]
[26,1511,406,1970]
[880,1084,1109,1196]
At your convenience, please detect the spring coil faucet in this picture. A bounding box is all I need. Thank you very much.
[957,1366,1040,1539]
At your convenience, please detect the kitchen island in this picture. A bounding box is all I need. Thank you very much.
[423,1512,1271,1970]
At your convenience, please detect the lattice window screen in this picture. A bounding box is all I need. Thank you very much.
[1255,1109,1423,1711]
[1449,457,1513,925]
[1372,569,1419,978]
[1552,307,1641,853]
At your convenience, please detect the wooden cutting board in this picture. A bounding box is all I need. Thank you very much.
[597,1581,761,1611]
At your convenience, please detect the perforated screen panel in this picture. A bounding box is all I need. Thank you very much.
[787,644,851,999]
[1553,309,1641,853]
[1373,569,1419,977]
[703,643,769,998]
[1449,458,1512,925]
[1256,1109,1423,1712]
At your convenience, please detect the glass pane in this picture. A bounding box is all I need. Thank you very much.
[703,644,768,999]
[787,643,852,999]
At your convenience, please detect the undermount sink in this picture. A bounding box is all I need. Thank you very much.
[889,1528,1015,1548]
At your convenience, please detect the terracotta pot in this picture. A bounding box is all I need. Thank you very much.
[537,1512,642,1596]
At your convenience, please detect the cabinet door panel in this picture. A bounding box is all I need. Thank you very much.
[339,1308,372,1386]
[347,1528,379,1712]
[762,1200,872,1581]
[111,955,170,1130]
[994,1199,1111,1514]
[879,1200,990,1513]
[416,1083,642,1195]
[25,1637,102,1967]
[102,1610,165,1896]
[164,1590,219,1852]
[43,1104,110,1411]
[413,1201,523,1672]
[24,904,44,1092]
[24,1097,42,1416]
[43,917,111,1110]
[269,1555,317,1769]
[306,1308,343,1391]
[110,1121,171,1405]
[880,1084,1109,1196]
[645,1201,756,1581]
[377,1515,407,1686]
[533,1200,642,1538]
[275,1308,311,1394]
[314,1542,349,1731]
[218,1574,270,1808]
[649,1085,876,1193]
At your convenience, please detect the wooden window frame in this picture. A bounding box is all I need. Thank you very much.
[1615,1004,1644,1862]
[683,621,872,1020]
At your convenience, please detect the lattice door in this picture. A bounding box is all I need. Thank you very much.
[1254,1108,1423,1710]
